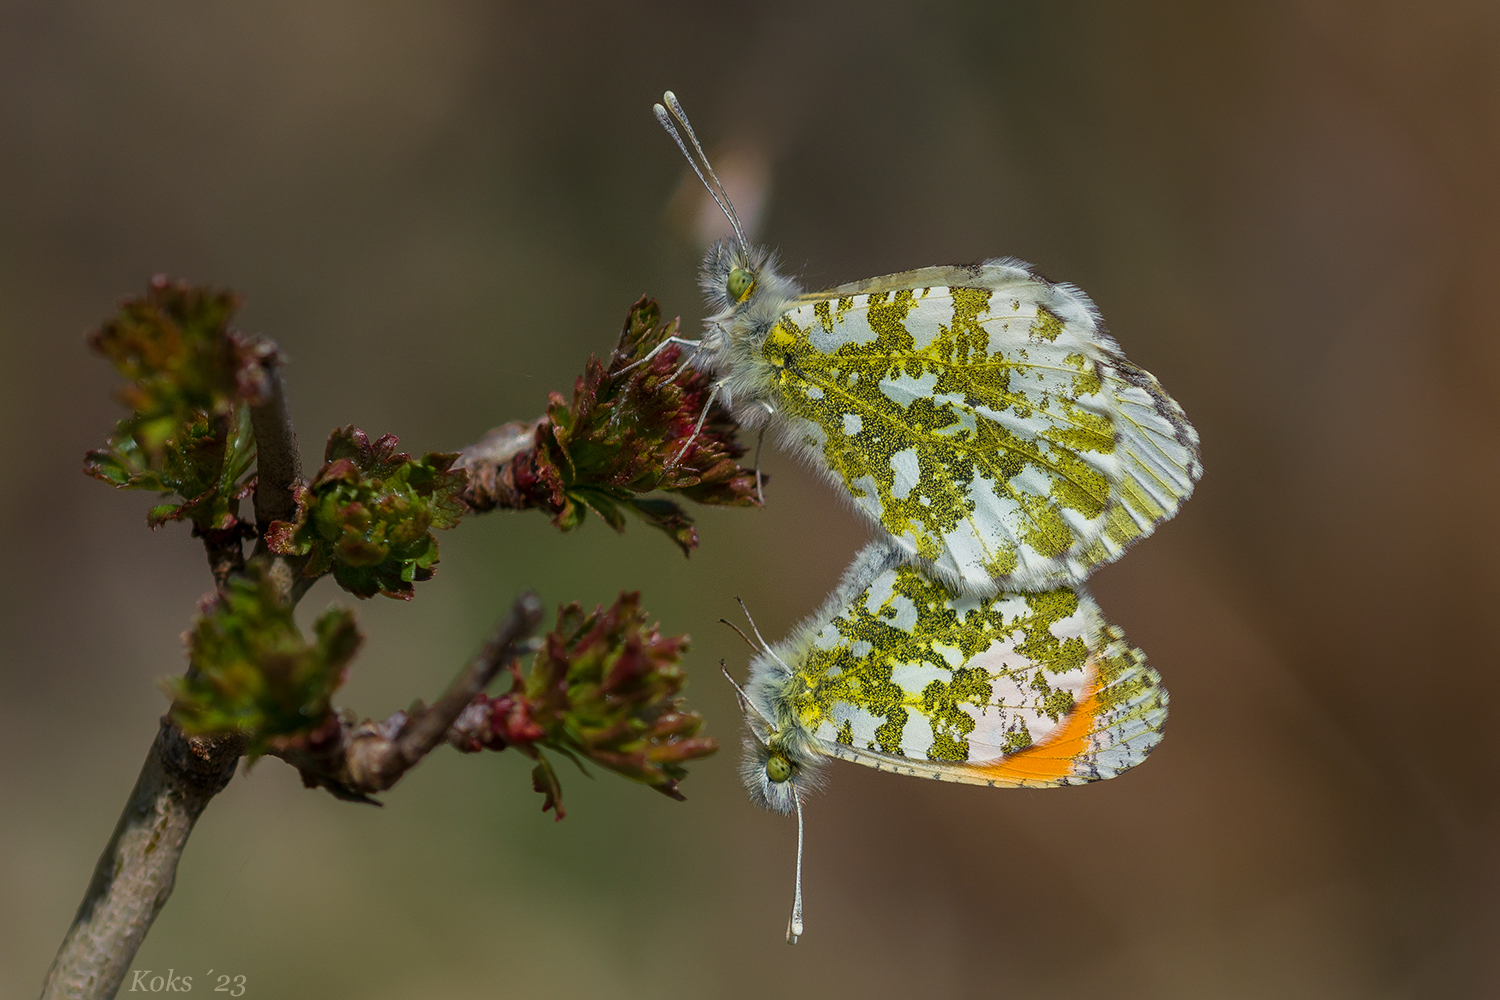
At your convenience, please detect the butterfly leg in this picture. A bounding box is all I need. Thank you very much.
[661,352,699,387]
[753,401,774,505]
[613,335,702,376]
[662,376,725,472]
[754,426,766,505]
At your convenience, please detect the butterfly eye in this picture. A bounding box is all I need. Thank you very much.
[727,267,755,303]
[765,755,792,783]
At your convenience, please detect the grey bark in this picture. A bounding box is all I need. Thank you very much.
[40,724,242,1000]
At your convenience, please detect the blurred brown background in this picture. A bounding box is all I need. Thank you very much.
[3,2,1498,997]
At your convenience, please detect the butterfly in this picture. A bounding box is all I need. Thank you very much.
[727,539,1168,943]
[652,91,1202,595]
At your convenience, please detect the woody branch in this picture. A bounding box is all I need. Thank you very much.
[39,356,306,1000]
[48,285,734,999]
[43,362,548,999]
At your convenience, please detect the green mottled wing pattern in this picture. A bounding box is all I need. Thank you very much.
[759,260,1200,594]
[771,556,1166,788]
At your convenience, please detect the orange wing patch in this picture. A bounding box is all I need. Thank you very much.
[958,632,1165,787]
[969,690,1104,784]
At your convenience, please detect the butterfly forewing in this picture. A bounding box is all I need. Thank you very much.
[783,561,1166,788]
[762,261,1200,593]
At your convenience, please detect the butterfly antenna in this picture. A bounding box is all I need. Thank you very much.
[662,92,742,234]
[786,791,805,945]
[719,661,775,730]
[734,595,774,653]
[733,594,796,679]
[719,660,750,710]
[656,91,750,256]
[718,618,759,652]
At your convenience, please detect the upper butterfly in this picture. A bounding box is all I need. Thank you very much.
[652,91,1202,595]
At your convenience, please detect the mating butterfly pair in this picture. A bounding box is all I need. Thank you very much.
[651,92,1200,942]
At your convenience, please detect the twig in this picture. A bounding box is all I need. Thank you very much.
[247,361,307,605]
[392,592,545,763]
[249,363,301,530]
[453,419,543,512]
[43,356,309,998]
[273,592,546,798]
[195,519,250,595]
[41,724,244,1000]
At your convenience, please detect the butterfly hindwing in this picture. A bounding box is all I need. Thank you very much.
[817,624,1166,788]
[757,546,1166,790]
[757,260,1200,594]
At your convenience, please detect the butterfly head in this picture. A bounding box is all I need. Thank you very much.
[736,648,825,815]
[742,730,823,818]
[699,240,759,310]
[655,91,800,345]
[721,601,826,945]
[727,265,754,303]
[697,239,792,319]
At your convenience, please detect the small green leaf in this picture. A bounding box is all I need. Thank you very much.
[463,594,718,813]
[502,297,761,550]
[86,407,258,531]
[169,562,362,755]
[623,497,698,556]
[268,426,467,600]
[89,275,274,429]
[84,277,271,532]
[571,489,629,533]
[525,593,717,800]
[530,753,566,820]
